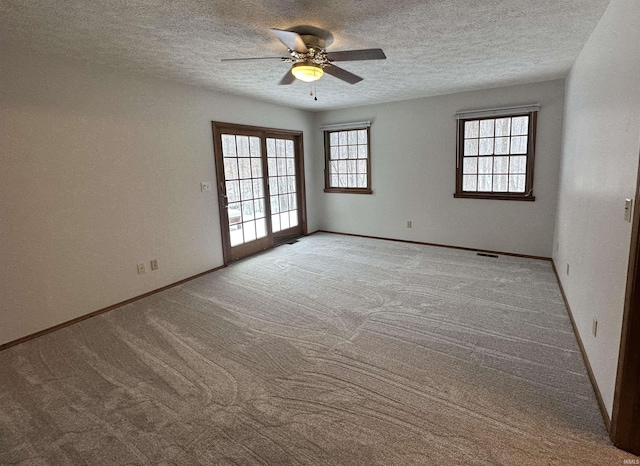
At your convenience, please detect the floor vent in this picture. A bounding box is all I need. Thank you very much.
[477,252,499,258]
[274,236,300,247]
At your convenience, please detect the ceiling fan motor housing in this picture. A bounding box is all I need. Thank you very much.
[222,25,384,85]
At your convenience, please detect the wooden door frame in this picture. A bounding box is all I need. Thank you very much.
[264,129,308,244]
[211,121,307,265]
[611,149,640,455]
[212,124,272,264]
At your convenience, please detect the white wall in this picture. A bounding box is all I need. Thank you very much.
[553,0,640,417]
[0,47,318,346]
[315,80,565,257]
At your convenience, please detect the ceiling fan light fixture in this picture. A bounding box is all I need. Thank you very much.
[291,62,324,82]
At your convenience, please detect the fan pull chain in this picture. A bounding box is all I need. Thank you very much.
[309,81,318,101]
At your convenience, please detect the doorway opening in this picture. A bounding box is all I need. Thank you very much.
[212,122,307,264]
[611,149,640,455]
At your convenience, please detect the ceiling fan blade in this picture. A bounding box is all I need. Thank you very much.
[270,28,308,53]
[221,56,286,62]
[278,70,296,85]
[326,49,387,62]
[324,65,363,84]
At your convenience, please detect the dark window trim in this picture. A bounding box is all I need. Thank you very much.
[323,126,372,194]
[454,111,537,201]
[324,188,373,194]
[453,193,536,201]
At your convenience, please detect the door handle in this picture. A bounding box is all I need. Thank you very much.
[219,181,228,207]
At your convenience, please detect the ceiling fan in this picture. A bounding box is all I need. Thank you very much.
[221,25,386,85]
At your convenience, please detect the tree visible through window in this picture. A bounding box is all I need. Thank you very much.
[324,126,371,194]
[455,108,537,201]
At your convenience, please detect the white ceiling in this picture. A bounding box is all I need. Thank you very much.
[1,0,611,111]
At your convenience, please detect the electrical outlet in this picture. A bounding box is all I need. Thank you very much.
[201,182,212,192]
[150,259,158,270]
[407,220,412,228]
[137,263,146,274]
[592,318,598,337]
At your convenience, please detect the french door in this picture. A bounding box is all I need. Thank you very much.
[212,122,307,263]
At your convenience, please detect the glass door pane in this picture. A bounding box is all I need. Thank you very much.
[213,122,306,264]
[221,134,268,247]
[267,137,298,233]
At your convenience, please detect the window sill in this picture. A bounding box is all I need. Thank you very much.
[324,188,373,194]
[453,193,535,201]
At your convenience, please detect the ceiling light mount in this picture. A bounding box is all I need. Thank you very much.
[288,25,334,47]
[281,34,329,83]
[291,61,324,82]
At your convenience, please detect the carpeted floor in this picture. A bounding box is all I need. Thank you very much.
[0,233,637,465]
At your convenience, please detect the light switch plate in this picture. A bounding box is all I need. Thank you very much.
[625,198,633,222]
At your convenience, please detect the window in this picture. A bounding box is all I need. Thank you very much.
[455,106,538,201]
[323,122,371,194]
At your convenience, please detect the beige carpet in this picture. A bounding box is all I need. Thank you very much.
[0,233,636,465]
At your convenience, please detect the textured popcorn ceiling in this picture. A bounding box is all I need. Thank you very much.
[0,0,611,111]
